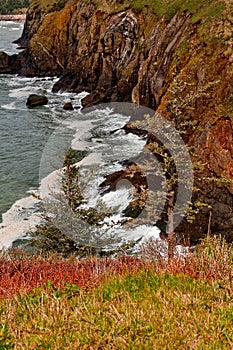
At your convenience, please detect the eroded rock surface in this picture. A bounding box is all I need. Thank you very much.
[1,0,232,241]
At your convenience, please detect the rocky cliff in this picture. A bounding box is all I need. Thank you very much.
[1,0,232,242]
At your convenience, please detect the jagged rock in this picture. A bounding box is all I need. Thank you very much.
[0,0,232,241]
[100,161,149,219]
[63,102,74,110]
[0,51,11,73]
[26,94,48,107]
[81,90,109,108]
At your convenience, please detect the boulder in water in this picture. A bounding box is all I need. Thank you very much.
[63,102,74,110]
[26,94,48,107]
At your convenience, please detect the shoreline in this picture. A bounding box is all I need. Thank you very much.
[0,14,26,22]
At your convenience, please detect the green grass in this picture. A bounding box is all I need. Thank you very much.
[97,0,225,21]
[1,269,233,349]
[32,0,67,13]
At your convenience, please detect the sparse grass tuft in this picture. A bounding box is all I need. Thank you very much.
[141,235,233,292]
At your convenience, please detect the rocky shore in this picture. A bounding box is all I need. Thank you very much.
[0,14,26,22]
[0,0,232,243]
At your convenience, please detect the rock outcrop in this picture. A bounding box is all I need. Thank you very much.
[63,102,74,110]
[26,94,48,107]
[1,0,233,242]
[0,51,12,73]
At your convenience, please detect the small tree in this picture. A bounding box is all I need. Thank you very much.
[33,149,139,257]
[125,77,222,259]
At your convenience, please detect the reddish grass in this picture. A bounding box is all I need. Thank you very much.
[140,236,233,284]
[1,237,233,299]
[0,255,147,299]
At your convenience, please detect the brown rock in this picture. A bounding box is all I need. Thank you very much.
[1,0,232,241]
[63,102,74,110]
[26,94,48,107]
[0,52,11,73]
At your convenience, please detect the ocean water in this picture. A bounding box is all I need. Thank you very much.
[0,21,167,253]
[0,20,24,54]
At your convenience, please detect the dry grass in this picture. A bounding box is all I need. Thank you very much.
[1,274,233,349]
[140,235,233,291]
[1,236,233,349]
[0,253,147,299]
[1,236,233,299]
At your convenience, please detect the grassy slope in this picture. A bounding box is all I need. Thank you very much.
[0,1,232,347]
[94,0,225,21]
[1,272,233,349]
[1,237,233,349]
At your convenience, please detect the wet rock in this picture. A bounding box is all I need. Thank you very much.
[0,51,12,73]
[63,102,74,110]
[26,94,48,107]
[81,90,110,108]
[99,161,149,219]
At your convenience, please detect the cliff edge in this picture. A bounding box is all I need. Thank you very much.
[1,0,232,242]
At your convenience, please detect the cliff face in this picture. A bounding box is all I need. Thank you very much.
[1,0,232,242]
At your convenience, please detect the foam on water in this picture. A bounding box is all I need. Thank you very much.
[0,23,178,255]
[1,101,16,110]
[0,99,154,251]
[8,86,38,98]
[0,196,42,250]
[0,21,23,54]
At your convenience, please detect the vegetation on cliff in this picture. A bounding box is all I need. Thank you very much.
[94,0,226,21]
[0,0,232,245]
[0,0,30,14]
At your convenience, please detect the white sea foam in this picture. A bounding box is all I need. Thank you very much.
[9,86,39,98]
[0,166,63,250]
[0,152,108,250]
[10,27,22,31]
[102,186,133,212]
[0,21,23,26]
[0,86,168,254]
[1,102,16,110]
[0,196,42,250]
